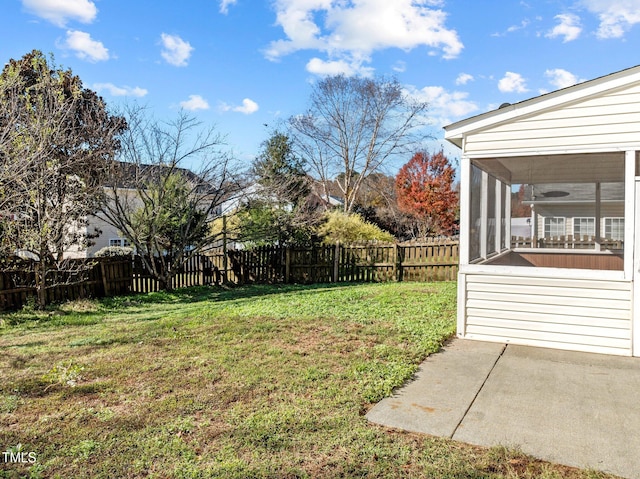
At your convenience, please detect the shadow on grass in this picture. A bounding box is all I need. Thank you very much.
[3,281,424,330]
[101,282,359,309]
[0,308,108,329]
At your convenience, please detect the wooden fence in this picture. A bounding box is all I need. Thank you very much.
[0,241,459,310]
[0,258,132,311]
[209,240,459,285]
[0,255,217,311]
[130,255,217,293]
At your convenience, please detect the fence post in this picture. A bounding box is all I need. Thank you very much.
[222,215,229,284]
[100,259,110,296]
[392,244,397,282]
[396,244,404,282]
[333,242,340,283]
[285,247,291,283]
[198,255,204,285]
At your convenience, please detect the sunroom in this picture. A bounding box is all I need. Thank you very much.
[444,65,640,356]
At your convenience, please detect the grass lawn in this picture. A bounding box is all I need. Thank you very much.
[0,282,616,478]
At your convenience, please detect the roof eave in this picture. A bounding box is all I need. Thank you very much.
[443,64,640,147]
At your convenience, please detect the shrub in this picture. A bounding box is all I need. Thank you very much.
[318,211,395,244]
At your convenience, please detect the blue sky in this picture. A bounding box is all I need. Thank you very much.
[3,0,640,172]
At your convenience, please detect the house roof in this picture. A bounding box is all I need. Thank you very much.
[444,64,640,149]
[105,161,214,194]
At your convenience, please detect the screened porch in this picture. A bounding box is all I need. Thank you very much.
[465,152,632,273]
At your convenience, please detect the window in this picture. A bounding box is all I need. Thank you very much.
[109,238,131,247]
[573,217,595,238]
[605,218,624,241]
[544,217,565,237]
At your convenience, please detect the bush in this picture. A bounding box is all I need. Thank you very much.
[318,211,395,244]
[94,246,133,258]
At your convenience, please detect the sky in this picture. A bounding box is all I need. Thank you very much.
[3,0,640,174]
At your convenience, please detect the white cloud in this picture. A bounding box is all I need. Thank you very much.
[220,98,259,114]
[235,98,259,114]
[498,72,528,93]
[180,95,210,111]
[392,61,406,73]
[405,85,478,127]
[61,30,109,62]
[544,68,585,89]
[219,0,237,14]
[491,19,530,37]
[455,73,474,85]
[581,0,640,38]
[264,0,463,75]
[93,83,148,97]
[160,33,193,67]
[546,13,582,42]
[306,57,374,77]
[22,0,97,27]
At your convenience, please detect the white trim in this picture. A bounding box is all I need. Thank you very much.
[457,273,467,338]
[504,183,511,250]
[480,171,488,258]
[459,157,470,266]
[632,174,640,356]
[495,179,502,253]
[444,65,640,144]
[457,145,640,159]
[108,238,131,247]
[625,151,636,281]
[513,247,620,255]
[460,263,626,282]
[595,183,601,251]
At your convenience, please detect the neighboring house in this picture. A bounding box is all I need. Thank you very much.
[445,64,640,357]
[66,161,222,258]
[510,217,531,239]
[518,183,625,247]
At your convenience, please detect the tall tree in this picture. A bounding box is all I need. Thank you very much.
[252,131,309,207]
[511,184,532,217]
[395,151,458,238]
[0,50,126,307]
[100,106,240,290]
[289,75,429,213]
[236,131,316,246]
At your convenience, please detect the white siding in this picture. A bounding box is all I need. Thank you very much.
[465,83,640,156]
[463,273,632,355]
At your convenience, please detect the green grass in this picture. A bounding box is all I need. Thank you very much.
[0,282,617,478]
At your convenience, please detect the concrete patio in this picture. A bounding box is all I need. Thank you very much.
[366,339,640,479]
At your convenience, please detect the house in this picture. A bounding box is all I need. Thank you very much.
[444,64,640,356]
[521,183,624,248]
[65,161,224,258]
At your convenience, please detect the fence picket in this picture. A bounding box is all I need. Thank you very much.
[0,241,459,310]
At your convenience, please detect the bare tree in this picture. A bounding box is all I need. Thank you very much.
[288,75,430,213]
[100,106,241,290]
[0,50,126,307]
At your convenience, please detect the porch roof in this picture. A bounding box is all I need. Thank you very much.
[443,65,640,151]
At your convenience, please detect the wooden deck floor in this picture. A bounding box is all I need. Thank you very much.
[486,250,624,270]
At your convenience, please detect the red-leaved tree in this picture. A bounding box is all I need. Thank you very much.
[395,151,458,237]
